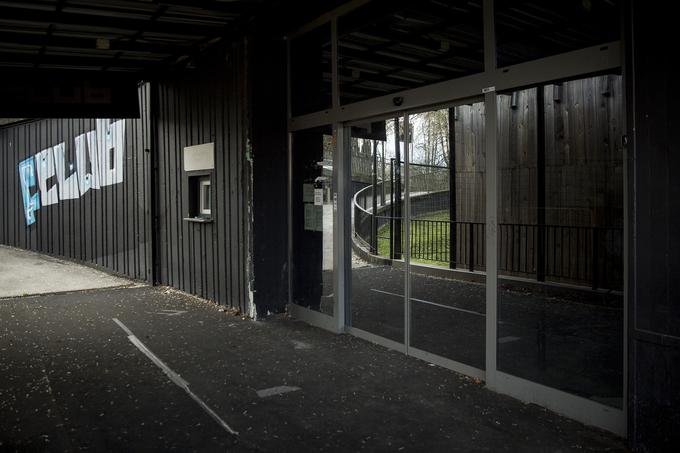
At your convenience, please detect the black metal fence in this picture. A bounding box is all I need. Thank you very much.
[353,191,623,290]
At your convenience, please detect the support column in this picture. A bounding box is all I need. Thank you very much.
[333,123,348,332]
[393,118,402,259]
[483,0,498,388]
[448,107,457,269]
[403,114,411,353]
[536,86,546,282]
[381,142,385,206]
[371,140,378,253]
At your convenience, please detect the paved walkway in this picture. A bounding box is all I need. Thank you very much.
[348,263,623,406]
[1,282,626,451]
[0,245,132,298]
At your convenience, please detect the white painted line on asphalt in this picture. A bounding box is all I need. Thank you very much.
[112,317,238,436]
[127,335,189,388]
[113,317,134,336]
[256,385,301,398]
[370,288,486,317]
[156,309,188,316]
[498,336,521,344]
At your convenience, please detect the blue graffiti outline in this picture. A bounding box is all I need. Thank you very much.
[18,157,40,226]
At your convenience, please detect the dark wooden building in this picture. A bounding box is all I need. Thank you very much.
[0,1,677,451]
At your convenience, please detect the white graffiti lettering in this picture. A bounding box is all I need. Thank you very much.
[35,146,59,207]
[53,142,80,200]
[75,130,99,194]
[18,119,126,226]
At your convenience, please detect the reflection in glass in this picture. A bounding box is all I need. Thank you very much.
[349,118,405,343]
[338,0,483,105]
[291,127,335,315]
[497,76,624,407]
[407,105,486,369]
[495,0,621,67]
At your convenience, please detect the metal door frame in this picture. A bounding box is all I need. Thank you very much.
[285,0,626,437]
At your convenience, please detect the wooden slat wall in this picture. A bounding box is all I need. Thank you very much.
[497,75,624,227]
[155,43,250,313]
[1,52,252,311]
[0,85,153,282]
[496,75,624,287]
[411,76,623,228]
[454,102,486,223]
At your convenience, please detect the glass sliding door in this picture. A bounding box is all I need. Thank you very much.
[341,74,624,426]
[291,126,335,316]
[348,117,405,344]
[345,104,488,371]
[283,0,626,435]
[407,104,486,371]
[496,75,624,408]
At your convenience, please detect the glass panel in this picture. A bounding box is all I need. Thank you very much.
[496,76,624,407]
[495,0,622,67]
[407,104,486,369]
[349,117,404,343]
[290,23,332,117]
[291,126,335,315]
[338,0,483,105]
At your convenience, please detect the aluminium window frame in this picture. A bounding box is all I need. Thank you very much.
[285,0,627,437]
[184,170,214,223]
[199,176,212,216]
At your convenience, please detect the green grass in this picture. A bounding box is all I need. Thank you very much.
[376,210,450,267]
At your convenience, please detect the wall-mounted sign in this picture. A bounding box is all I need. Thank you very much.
[314,188,324,206]
[183,142,214,171]
[303,204,324,232]
[18,119,126,226]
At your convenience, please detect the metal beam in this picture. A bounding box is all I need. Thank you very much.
[336,0,480,45]
[338,68,416,91]
[0,51,164,70]
[494,1,618,64]
[156,0,260,15]
[287,0,371,39]
[345,26,483,64]
[0,6,228,37]
[0,30,183,54]
[338,47,466,80]
[289,41,621,131]
[493,41,622,92]
[0,32,195,57]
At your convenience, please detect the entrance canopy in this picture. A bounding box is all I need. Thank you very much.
[0,0,265,73]
[0,0,268,116]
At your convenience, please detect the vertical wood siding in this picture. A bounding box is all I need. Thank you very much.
[497,75,624,228]
[155,44,250,313]
[0,85,153,282]
[1,56,252,312]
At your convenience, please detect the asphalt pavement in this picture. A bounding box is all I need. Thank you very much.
[1,283,626,452]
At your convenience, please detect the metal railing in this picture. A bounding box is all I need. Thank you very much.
[352,190,623,291]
